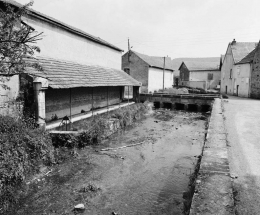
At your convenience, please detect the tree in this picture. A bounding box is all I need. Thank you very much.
[0,1,43,76]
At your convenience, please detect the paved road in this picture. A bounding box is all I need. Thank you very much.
[223,96,260,215]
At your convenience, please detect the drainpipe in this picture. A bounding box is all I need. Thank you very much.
[33,77,48,130]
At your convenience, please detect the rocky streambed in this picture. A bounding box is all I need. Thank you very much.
[12,108,208,215]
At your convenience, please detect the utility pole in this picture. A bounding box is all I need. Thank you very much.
[163,56,165,90]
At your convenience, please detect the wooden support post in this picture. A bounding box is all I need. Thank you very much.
[70,88,72,129]
[128,86,129,105]
[92,87,94,117]
[107,86,109,114]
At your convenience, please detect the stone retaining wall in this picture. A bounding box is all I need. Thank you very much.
[190,98,234,214]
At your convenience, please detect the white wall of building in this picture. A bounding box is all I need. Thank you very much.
[148,67,173,92]
[232,64,251,97]
[23,16,122,69]
[0,75,19,103]
[221,45,234,94]
[190,70,221,89]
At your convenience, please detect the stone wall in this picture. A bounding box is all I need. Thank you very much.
[251,44,260,99]
[122,51,149,93]
[179,63,190,82]
[46,86,122,121]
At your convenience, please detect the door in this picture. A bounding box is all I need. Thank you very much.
[237,85,239,96]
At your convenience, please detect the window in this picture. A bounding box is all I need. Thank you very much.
[208,73,213,80]
[237,66,240,76]
[124,68,130,75]
[230,69,232,79]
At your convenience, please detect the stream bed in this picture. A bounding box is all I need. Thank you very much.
[14,108,208,215]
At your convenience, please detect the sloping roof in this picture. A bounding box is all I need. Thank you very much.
[176,57,221,71]
[25,57,141,89]
[131,51,174,71]
[236,48,256,65]
[0,0,123,52]
[231,42,257,63]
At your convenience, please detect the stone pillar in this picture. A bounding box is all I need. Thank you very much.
[33,77,48,130]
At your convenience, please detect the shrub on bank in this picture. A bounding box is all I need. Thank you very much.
[0,115,56,213]
[52,103,149,148]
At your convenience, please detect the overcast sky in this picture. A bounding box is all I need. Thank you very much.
[15,0,260,59]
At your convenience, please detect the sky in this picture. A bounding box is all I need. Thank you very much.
[15,0,260,59]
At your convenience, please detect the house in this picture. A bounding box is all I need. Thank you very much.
[178,57,222,90]
[220,39,257,96]
[122,50,174,93]
[251,42,260,99]
[0,0,141,129]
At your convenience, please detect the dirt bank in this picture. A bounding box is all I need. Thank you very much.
[10,109,208,215]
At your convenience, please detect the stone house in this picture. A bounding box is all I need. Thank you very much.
[179,57,222,90]
[251,42,260,99]
[122,50,174,93]
[1,0,141,129]
[220,39,257,96]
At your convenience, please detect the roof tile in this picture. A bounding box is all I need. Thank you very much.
[25,57,141,89]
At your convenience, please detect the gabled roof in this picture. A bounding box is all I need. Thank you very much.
[236,48,256,65]
[25,57,141,89]
[0,0,123,52]
[177,57,221,71]
[130,51,174,71]
[230,42,257,63]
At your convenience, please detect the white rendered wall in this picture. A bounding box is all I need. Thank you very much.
[148,67,173,92]
[0,75,19,103]
[232,64,251,97]
[221,45,234,94]
[190,70,221,89]
[23,16,122,69]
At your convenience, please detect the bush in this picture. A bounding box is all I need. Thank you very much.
[52,103,149,148]
[0,115,56,213]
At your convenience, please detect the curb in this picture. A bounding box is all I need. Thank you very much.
[189,98,234,215]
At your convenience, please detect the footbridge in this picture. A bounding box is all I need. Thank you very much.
[140,93,220,112]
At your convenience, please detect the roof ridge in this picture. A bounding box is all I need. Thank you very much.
[1,0,123,52]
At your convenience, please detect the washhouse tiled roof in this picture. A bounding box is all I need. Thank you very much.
[230,42,257,63]
[131,51,174,71]
[0,0,123,52]
[25,57,141,89]
[236,48,257,65]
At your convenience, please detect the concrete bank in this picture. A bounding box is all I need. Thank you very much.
[190,98,234,215]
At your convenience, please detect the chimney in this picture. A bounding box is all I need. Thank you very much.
[231,39,236,45]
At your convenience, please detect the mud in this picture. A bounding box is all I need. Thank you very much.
[11,108,208,215]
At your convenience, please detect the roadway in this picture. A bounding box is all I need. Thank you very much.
[223,96,260,215]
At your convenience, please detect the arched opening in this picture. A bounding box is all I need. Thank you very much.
[201,105,211,112]
[163,102,172,109]
[175,103,185,110]
[188,104,198,112]
[154,102,161,109]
